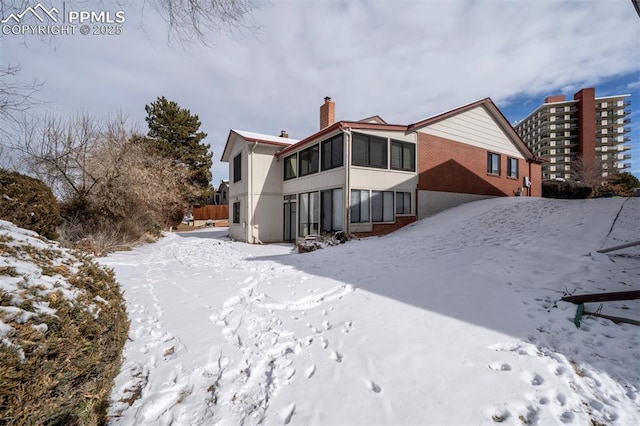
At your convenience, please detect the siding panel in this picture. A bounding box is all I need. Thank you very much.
[419,106,524,158]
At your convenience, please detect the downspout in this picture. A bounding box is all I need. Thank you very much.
[344,128,351,235]
[249,141,259,243]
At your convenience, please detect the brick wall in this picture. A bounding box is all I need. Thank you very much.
[352,215,416,238]
[418,133,540,197]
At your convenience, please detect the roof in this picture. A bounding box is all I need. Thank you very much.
[407,97,542,163]
[232,130,299,145]
[358,115,387,124]
[220,129,299,162]
[276,121,408,158]
[222,98,542,163]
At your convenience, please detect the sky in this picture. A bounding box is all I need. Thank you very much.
[1,0,639,184]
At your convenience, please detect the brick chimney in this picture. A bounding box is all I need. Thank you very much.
[544,95,566,103]
[280,130,288,138]
[320,97,335,130]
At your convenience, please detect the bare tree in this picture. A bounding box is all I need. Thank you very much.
[571,156,604,189]
[143,0,261,45]
[0,65,43,151]
[14,112,101,200]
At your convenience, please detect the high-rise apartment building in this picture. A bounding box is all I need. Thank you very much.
[514,88,631,181]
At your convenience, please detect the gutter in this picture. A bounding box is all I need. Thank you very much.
[344,128,352,235]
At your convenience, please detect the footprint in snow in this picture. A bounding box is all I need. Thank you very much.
[488,362,512,372]
[330,351,343,363]
[365,379,382,393]
[281,403,296,425]
[521,371,544,386]
[284,367,296,380]
[305,364,316,379]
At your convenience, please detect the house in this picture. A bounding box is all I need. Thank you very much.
[221,97,542,243]
[214,180,229,205]
[411,98,543,217]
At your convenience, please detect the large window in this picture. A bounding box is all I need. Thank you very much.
[299,144,319,177]
[507,157,518,178]
[371,191,394,222]
[233,153,242,182]
[233,201,240,223]
[487,152,501,175]
[390,140,415,171]
[350,190,370,223]
[396,192,411,215]
[320,188,344,233]
[352,133,387,168]
[284,154,297,180]
[299,192,320,236]
[321,134,344,171]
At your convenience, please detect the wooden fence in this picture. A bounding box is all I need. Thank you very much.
[193,205,229,221]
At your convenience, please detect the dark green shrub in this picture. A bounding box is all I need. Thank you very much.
[0,169,60,239]
[542,180,593,199]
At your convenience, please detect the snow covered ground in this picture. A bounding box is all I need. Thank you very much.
[100,197,640,425]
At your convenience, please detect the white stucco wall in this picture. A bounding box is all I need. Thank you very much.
[248,145,286,243]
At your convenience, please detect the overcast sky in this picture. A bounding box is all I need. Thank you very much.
[1,0,639,183]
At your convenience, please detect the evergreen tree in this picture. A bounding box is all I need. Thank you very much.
[144,96,213,195]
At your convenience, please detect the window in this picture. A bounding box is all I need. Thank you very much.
[233,202,240,224]
[284,154,297,180]
[396,192,411,215]
[487,152,501,175]
[320,188,344,233]
[350,190,370,223]
[321,134,344,171]
[299,145,319,177]
[390,140,416,171]
[233,153,242,182]
[507,157,518,178]
[299,192,320,236]
[371,191,394,222]
[352,133,387,168]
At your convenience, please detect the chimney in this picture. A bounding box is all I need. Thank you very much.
[280,130,288,138]
[544,95,566,103]
[320,96,335,130]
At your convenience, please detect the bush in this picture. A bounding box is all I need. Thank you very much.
[542,180,593,199]
[598,172,640,198]
[0,169,60,239]
[0,223,129,424]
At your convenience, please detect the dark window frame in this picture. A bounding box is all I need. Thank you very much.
[233,153,242,182]
[232,201,240,224]
[299,191,320,237]
[487,152,501,176]
[299,144,319,177]
[350,189,370,223]
[371,190,395,223]
[352,133,388,169]
[507,157,519,178]
[320,188,344,233]
[395,192,412,215]
[321,134,344,171]
[284,154,297,180]
[390,140,416,172]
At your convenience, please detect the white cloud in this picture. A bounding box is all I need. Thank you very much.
[2,0,639,182]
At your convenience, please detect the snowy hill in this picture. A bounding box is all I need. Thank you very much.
[101,197,640,425]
